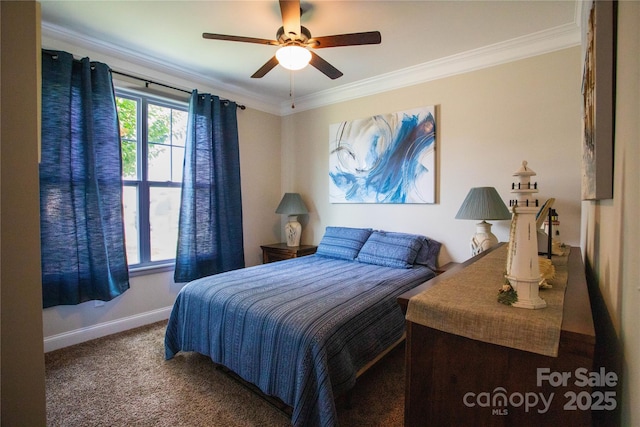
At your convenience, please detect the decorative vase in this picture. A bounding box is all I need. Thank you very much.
[284,215,302,247]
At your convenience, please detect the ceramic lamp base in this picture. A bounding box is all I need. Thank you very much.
[470,220,499,256]
[284,215,302,247]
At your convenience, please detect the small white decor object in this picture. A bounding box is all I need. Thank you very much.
[505,161,547,309]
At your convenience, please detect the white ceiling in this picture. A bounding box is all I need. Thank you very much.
[40,1,582,114]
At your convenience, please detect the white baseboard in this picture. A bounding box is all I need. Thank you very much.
[44,306,173,353]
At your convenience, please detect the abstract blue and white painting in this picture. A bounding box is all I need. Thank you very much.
[329,106,436,203]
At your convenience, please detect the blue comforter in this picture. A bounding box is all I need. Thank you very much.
[165,255,435,427]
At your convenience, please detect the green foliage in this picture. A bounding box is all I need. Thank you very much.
[117,97,137,178]
[148,104,170,144]
[116,97,176,179]
[497,281,518,306]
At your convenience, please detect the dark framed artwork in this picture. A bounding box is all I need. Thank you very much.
[581,0,616,200]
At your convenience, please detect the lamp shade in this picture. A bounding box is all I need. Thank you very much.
[275,193,309,215]
[455,187,510,220]
[276,46,311,71]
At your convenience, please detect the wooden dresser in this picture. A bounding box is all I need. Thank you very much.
[397,244,596,427]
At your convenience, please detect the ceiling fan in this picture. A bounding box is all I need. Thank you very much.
[202,0,382,80]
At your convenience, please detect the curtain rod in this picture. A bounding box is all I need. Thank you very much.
[110,70,246,110]
[42,50,246,110]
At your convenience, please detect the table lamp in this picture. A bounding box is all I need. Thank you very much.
[455,186,511,255]
[275,193,309,247]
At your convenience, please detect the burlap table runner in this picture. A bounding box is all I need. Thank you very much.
[406,244,569,357]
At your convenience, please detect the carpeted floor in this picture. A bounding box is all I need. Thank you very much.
[45,321,405,426]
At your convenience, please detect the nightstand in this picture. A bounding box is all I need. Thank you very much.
[260,243,317,264]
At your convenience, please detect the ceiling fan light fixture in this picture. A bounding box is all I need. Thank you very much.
[276,45,311,71]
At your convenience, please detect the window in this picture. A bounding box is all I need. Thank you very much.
[116,90,188,269]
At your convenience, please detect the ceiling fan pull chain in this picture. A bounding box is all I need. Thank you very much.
[290,70,296,109]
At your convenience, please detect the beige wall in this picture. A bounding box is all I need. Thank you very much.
[238,107,283,264]
[582,2,639,425]
[285,47,583,264]
[1,1,47,424]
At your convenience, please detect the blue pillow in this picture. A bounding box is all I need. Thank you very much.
[357,231,424,269]
[414,237,441,271]
[315,227,373,260]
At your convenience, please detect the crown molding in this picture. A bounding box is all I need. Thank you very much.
[41,22,282,115]
[43,15,581,117]
[281,21,581,115]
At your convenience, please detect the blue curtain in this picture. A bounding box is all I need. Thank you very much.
[40,50,129,308]
[174,91,245,282]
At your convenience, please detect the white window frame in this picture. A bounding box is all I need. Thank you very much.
[115,88,188,275]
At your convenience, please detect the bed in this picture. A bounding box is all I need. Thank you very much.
[165,227,440,427]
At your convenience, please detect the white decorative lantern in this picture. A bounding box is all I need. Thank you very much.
[505,161,547,309]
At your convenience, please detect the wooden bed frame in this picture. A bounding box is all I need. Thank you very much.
[214,333,407,417]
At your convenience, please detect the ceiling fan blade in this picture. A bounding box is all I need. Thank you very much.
[251,56,280,78]
[203,33,278,46]
[309,31,382,49]
[309,51,343,80]
[279,0,301,40]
